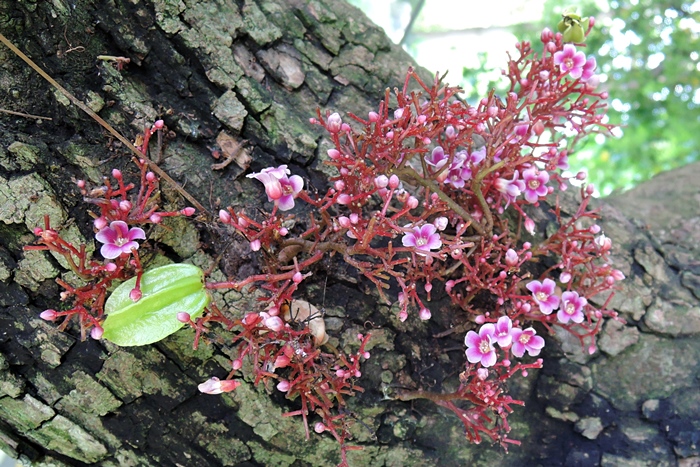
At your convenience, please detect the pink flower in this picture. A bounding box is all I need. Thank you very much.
[465,323,497,367]
[259,312,284,332]
[425,146,449,170]
[526,278,560,315]
[554,44,587,79]
[522,167,549,204]
[198,377,241,394]
[581,56,597,81]
[493,316,513,347]
[402,224,442,254]
[95,221,146,259]
[247,165,304,211]
[510,327,545,357]
[558,291,587,324]
[495,170,525,206]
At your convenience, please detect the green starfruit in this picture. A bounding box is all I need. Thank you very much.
[558,7,588,43]
[102,263,209,346]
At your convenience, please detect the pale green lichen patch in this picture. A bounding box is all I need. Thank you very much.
[55,141,104,184]
[261,0,306,39]
[21,317,75,368]
[152,0,187,35]
[0,356,24,398]
[235,77,271,114]
[7,142,39,170]
[97,347,193,403]
[212,90,248,133]
[260,102,318,160]
[0,394,54,432]
[248,440,296,467]
[192,415,251,465]
[242,0,282,46]
[29,414,108,463]
[150,215,200,259]
[179,1,245,88]
[0,172,65,228]
[61,371,122,416]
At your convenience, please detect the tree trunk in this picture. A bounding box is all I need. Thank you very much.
[0,1,698,466]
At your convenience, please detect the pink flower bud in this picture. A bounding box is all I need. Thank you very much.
[338,216,351,228]
[445,280,455,293]
[129,288,142,302]
[560,271,572,283]
[337,194,351,204]
[576,171,587,180]
[149,213,162,224]
[112,169,122,179]
[419,308,431,320]
[40,309,58,321]
[232,359,243,371]
[243,313,261,325]
[327,113,342,133]
[219,209,231,223]
[250,239,261,251]
[176,312,191,323]
[154,119,164,129]
[334,180,345,191]
[417,115,427,124]
[407,196,418,209]
[278,227,288,236]
[327,148,340,160]
[238,216,249,228]
[386,130,394,139]
[398,311,408,322]
[477,368,489,380]
[363,351,370,359]
[425,282,432,293]
[374,175,388,188]
[33,227,43,236]
[91,326,104,340]
[309,118,318,124]
[263,315,284,332]
[586,184,596,195]
[314,422,327,433]
[105,262,117,272]
[274,355,291,369]
[524,218,536,235]
[388,174,400,189]
[505,248,518,266]
[368,111,379,122]
[341,123,350,132]
[349,213,359,224]
[76,179,86,188]
[611,269,626,281]
[533,120,545,136]
[94,217,107,230]
[181,207,196,216]
[293,272,303,284]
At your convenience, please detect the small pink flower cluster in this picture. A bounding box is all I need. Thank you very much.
[465,316,545,367]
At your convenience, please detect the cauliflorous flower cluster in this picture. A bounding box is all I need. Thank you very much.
[30,17,626,464]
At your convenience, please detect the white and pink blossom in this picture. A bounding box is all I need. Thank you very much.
[558,291,587,324]
[554,44,587,79]
[95,221,146,259]
[402,224,442,254]
[510,327,545,357]
[522,168,550,204]
[465,323,497,367]
[526,278,560,315]
[247,165,304,211]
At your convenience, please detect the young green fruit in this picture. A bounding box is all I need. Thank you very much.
[102,263,209,346]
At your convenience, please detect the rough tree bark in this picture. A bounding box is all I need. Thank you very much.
[0,1,698,466]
